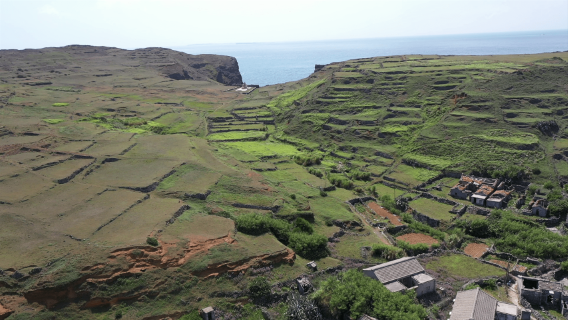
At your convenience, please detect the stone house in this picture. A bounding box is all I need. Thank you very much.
[518,276,567,315]
[450,175,484,200]
[449,287,518,320]
[362,257,435,297]
[530,199,548,217]
[486,190,512,209]
[471,185,495,206]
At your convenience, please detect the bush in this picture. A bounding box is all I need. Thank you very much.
[561,260,568,272]
[146,237,159,246]
[544,181,555,190]
[308,167,323,178]
[319,189,328,197]
[178,311,202,320]
[397,240,429,255]
[547,190,562,201]
[249,276,271,298]
[350,169,371,181]
[371,243,405,260]
[527,185,538,197]
[313,269,427,319]
[532,168,541,175]
[550,199,568,217]
[294,155,322,166]
[380,195,401,215]
[269,218,292,244]
[288,233,328,259]
[290,194,296,200]
[328,176,353,189]
[236,214,270,235]
[294,218,313,234]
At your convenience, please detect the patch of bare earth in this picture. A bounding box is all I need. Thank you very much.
[396,233,439,245]
[489,260,527,273]
[464,243,489,258]
[368,202,404,226]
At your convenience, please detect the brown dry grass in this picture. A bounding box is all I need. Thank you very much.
[464,243,489,258]
[368,201,404,226]
[396,233,439,245]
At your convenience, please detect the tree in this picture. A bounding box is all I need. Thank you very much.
[248,276,270,299]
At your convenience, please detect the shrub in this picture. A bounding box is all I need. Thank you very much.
[178,311,202,320]
[294,154,322,166]
[290,194,297,200]
[561,260,568,272]
[312,269,427,319]
[319,189,328,197]
[308,167,323,178]
[549,199,568,217]
[269,218,292,244]
[350,169,371,181]
[397,240,429,255]
[371,243,405,260]
[328,176,353,189]
[288,233,328,259]
[547,190,562,201]
[380,195,401,215]
[544,181,555,190]
[146,237,159,246]
[527,185,538,197]
[249,276,270,298]
[236,214,270,235]
[294,218,313,234]
[532,168,541,175]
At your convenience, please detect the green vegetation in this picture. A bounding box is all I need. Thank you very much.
[397,241,430,255]
[401,213,446,241]
[313,269,427,319]
[456,210,568,259]
[267,79,326,111]
[42,118,65,124]
[372,243,405,260]
[426,254,505,278]
[52,102,69,107]
[146,237,158,246]
[248,276,270,298]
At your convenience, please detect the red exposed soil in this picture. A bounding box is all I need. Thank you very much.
[489,260,527,273]
[396,233,439,245]
[464,243,489,259]
[368,202,404,226]
[23,234,296,309]
[0,303,13,320]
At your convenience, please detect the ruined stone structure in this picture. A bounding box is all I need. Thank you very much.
[518,276,567,316]
[201,307,215,320]
[363,257,435,296]
[530,199,549,217]
[486,190,512,209]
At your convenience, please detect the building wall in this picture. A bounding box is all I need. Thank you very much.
[415,279,435,297]
[363,270,379,281]
[486,199,502,208]
[450,188,469,200]
[495,311,516,320]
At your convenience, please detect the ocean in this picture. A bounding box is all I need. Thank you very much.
[175,30,568,86]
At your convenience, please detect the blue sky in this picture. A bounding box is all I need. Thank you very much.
[0,0,567,50]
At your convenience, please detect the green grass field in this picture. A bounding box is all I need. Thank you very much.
[409,198,455,221]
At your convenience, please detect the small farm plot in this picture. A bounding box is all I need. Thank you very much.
[0,172,54,203]
[37,158,95,182]
[83,158,184,189]
[92,197,186,246]
[82,141,135,157]
[409,197,455,221]
[157,163,222,195]
[424,254,505,279]
[367,202,404,226]
[463,243,489,258]
[53,141,94,153]
[0,135,46,147]
[397,233,438,245]
[207,131,266,141]
[124,134,196,160]
[5,152,70,168]
[385,164,440,187]
[162,212,235,242]
[95,131,135,142]
[0,161,25,178]
[56,189,147,239]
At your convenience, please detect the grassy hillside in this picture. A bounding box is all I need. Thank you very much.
[0,48,567,320]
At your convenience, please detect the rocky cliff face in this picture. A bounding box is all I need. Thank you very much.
[0,45,243,86]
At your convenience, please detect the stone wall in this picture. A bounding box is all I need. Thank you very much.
[412,210,440,228]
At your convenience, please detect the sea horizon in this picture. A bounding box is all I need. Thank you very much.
[175,29,568,86]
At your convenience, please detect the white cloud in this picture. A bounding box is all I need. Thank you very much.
[39,4,60,15]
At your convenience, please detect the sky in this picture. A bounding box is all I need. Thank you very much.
[0,0,567,50]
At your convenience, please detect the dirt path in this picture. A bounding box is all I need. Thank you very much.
[346,202,391,245]
[507,276,520,307]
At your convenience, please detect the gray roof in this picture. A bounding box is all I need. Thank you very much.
[385,281,407,292]
[449,288,497,320]
[496,302,517,316]
[412,273,434,284]
[363,257,425,284]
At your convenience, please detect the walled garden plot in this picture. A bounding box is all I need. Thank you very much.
[409,197,455,221]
